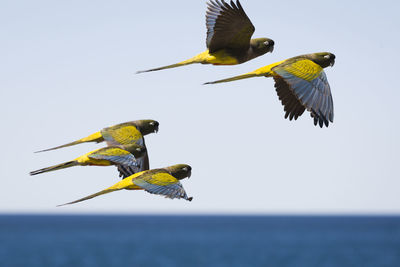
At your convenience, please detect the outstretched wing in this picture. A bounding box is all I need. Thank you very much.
[272,59,334,127]
[117,140,150,179]
[117,153,149,179]
[101,123,144,146]
[132,171,192,201]
[274,77,306,121]
[206,0,255,53]
[88,147,139,167]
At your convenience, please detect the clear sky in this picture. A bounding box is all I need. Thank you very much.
[1,0,399,214]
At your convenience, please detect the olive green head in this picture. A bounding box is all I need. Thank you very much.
[250,38,275,55]
[165,164,192,180]
[304,52,336,68]
[120,144,147,158]
[132,120,159,135]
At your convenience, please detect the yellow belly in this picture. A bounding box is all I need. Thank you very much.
[125,185,142,190]
[193,50,239,65]
[75,154,113,166]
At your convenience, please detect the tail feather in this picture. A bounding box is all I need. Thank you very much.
[136,62,192,74]
[57,188,120,207]
[30,161,79,176]
[35,140,86,153]
[203,62,280,85]
[35,131,103,153]
[136,54,205,74]
[204,73,262,85]
[57,176,134,206]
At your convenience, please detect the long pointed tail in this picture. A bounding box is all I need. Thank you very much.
[57,176,135,206]
[136,53,205,74]
[30,161,79,176]
[204,73,262,85]
[203,63,278,85]
[35,131,103,153]
[57,188,121,207]
[136,62,192,74]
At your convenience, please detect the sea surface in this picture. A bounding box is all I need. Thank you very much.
[0,215,399,267]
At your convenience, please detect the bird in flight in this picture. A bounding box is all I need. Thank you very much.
[137,0,274,73]
[35,120,159,153]
[58,164,193,206]
[35,120,158,177]
[30,144,146,178]
[205,52,336,127]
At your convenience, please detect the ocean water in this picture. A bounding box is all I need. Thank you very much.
[0,215,399,267]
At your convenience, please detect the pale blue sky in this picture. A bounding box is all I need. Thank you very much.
[1,0,399,214]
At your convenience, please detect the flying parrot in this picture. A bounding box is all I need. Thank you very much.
[30,144,147,178]
[35,120,159,175]
[58,164,193,206]
[205,52,336,127]
[137,0,274,73]
[35,120,159,152]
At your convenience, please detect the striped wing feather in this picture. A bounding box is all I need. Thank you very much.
[272,59,334,127]
[206,0,255,53]
[88,147,139,167]
[132,171,191,201]
[274,77,306,121]
[117,152,149,179]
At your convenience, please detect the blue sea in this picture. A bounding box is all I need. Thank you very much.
[1,215,399,267]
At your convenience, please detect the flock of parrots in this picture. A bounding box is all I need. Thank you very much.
[31,0,335,206]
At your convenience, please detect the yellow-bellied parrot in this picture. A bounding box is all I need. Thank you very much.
[58,164,193,206]
[30,144,146,178]
[137,0,274,73]
[205,52,336,127]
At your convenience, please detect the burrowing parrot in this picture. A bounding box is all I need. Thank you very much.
[58,164,193,206]
[30,144,147,178]
[35,120,159,152]
[137,0,274,73]
[35,120,159,175]
[205,52,336,127]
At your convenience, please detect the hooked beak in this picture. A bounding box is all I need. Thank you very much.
[187,170,192,178]
[154,126,159,133]
[269,46,274,53]
[330,59,335,67]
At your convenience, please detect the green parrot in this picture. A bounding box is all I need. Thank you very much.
[58,164,193,206]
[30,144,146,178]
[35,119,159,152]
[205,52,336,127]
[137,0,274,73]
